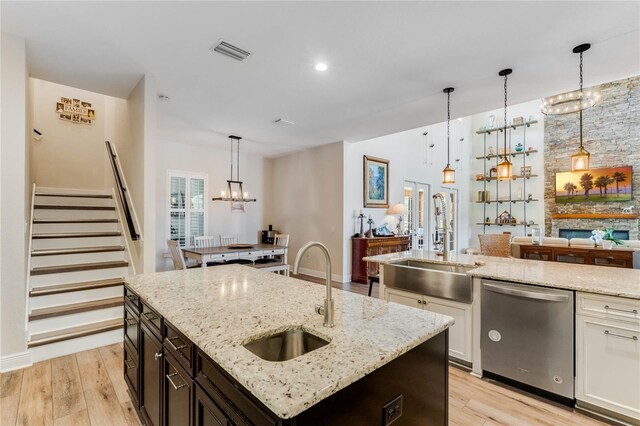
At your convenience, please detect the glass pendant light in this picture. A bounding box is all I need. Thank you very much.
[570,44,592,172]
[496,69,513,180]
[442,87,455,184]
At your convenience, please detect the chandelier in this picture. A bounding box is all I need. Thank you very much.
[211,135,257,204]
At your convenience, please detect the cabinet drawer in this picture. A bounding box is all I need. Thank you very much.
[123,340,139,406]
[521,246,553,261]
[577,293,640,324]
[554,248,590,264]
[196,350,277,426]
[591,250,633,268]
[141,302,162,340]
[124,287,140,313]
[164,320,194,377]
[206,253,239,262]
[124,305,140,350]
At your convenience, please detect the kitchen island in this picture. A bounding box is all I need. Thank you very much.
[364,250,640,424]
[123,264,454,425]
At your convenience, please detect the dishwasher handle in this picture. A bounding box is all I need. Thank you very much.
[483,282,569,302]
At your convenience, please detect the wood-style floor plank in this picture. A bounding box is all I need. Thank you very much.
[98,344,129,403]
[16,360,53,426]
[52,409,90,426]
[75,349,128,426]
[51,355,86,420]
[1,369,23,426]
[121,400,142,426]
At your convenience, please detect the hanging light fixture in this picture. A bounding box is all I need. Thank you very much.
[442,87,455,184]
[496,69,513,180]
[211,135,257,204]
[541,43,599,116]
[571,44,592,172]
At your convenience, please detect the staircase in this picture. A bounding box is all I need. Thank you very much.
[27,187,133,362]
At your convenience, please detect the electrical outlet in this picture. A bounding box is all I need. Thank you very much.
[382,394,403,426]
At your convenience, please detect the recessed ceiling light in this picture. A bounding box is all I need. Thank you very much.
[315,63,328,72]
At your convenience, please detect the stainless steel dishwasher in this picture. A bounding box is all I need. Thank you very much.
[481,279,574,400]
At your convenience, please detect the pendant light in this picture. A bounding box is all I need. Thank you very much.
[570,44,592,172]
[211,135,257,203]
[442,87,455,184]
[496,69,513,180]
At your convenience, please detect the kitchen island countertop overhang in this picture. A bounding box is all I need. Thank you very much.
[124,264,454,419]
[364,250,640,300]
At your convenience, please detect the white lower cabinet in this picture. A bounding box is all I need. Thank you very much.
[576,293,640,422]
[385,287,472,363]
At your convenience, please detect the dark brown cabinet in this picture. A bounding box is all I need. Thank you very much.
[518,244,634,269]
[194,383,231,426]
[163,352,193,426]
[123,340,139,407]
[351,236,411,283]
[141,322,163,426]
[124,305,139,350]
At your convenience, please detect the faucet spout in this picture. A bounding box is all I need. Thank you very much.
[293,241,334,327]
[433,193,450,261]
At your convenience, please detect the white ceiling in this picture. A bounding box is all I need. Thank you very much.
[2,1,639,156]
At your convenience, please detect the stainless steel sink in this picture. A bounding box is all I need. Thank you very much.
[384,260,474,303]
[243,328,330,362]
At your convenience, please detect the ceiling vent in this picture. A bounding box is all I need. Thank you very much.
[211,40,251,61]
[273,118,295,126]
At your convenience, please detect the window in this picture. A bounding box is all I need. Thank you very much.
[168,171,207,247]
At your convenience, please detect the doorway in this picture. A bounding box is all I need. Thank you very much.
[403,181,430,250]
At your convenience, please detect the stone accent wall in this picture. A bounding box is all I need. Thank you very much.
[544,76,640,237]
[551,218,638,240]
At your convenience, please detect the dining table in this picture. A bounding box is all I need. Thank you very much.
[182,244,288,267]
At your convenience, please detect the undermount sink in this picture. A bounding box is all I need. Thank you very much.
[243,328,330,362]
[385,260,474,303]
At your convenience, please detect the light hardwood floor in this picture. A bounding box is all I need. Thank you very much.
[0,275,605,426]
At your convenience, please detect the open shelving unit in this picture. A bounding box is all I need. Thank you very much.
[475,120,539,234]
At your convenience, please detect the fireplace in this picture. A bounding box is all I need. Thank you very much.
[559,228,630,240]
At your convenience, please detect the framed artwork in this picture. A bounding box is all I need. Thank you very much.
[555,165,632,203]
[363,155,389,208]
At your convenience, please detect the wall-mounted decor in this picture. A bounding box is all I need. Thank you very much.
[363,155,389,208]
[56,97,94,124]
[555,166,632,203]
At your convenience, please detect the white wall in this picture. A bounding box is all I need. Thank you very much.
[469,100,545,246]
[265,142,345,281]
[1,32,30,366]
[29,78,129,189]
[154,139,266,271]
[343,118,473,275]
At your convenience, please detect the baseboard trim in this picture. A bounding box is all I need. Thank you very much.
[0,351,32,372]
[297,267,350,283]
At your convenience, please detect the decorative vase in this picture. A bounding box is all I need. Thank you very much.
[515,143,524,152]
[602,240,614,249]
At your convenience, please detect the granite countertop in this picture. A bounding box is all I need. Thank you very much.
[124,265,454,419]
[364,250,640,299]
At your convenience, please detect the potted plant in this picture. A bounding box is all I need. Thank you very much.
[599,228,624,249]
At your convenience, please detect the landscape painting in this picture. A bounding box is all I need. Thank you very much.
[363,155,389,208]
[555,166,632,203]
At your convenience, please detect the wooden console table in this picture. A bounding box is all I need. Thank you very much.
[519,244,636,269]
[351,236,411,283]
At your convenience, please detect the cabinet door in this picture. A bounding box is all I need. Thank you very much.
[124,305,139,350]
[591,250,632,268]
[576,316,640,420]
[521,246,553,261]
[123,341,139,407]
[163,353,192,426]
[194,384,230,426]
[386,288,425,309]
[141,324,163,426]
[424,297,471,363]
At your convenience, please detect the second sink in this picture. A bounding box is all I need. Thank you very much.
[243,328,330,362]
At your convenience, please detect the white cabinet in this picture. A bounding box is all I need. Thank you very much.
[576,293,640,422]
[384,287,472,363]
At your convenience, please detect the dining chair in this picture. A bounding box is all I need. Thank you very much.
[478,234,512,258]
[219,235,238,246]
[255,233,289,265]
[167,240,199,270]
[194,236,216,248]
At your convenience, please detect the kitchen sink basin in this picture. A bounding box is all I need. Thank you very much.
[384,260,474,303]
[243,328,330,362]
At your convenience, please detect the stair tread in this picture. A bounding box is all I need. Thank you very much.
[29,296,124,321]
[33,231,122,239]
[31,260,128,276]
[31,246,125,256]
[35,192,112,199]
[34,205,115,210]
[33,218,119,224]
[28,318,123,347]
[30,277,125,297]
